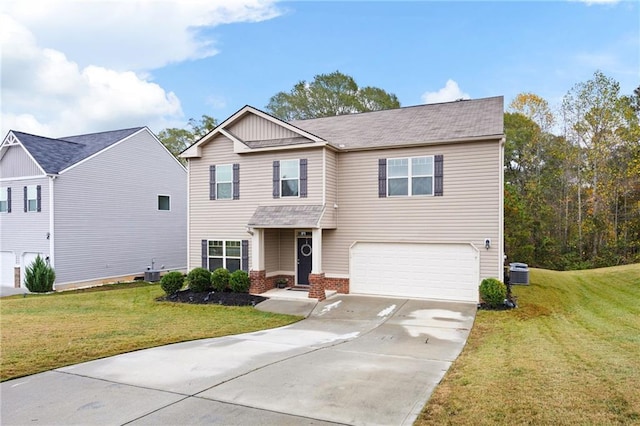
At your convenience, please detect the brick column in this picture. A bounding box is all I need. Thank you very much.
[308,273,326,301]
[14,267,20,288]
[249,270,268,294]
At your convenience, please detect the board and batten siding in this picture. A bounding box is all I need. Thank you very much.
[53,129,187,285]
[322,139,503,281]
[0,145,43,178]
[188,134,324,270]
[0,177,50,269]
[228,114,300,141]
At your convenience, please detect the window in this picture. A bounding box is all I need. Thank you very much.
[280,159,299,197]
[0,187,10,213]
[209,164,239,200]
[24,185,40,212]
[208,240,242,272]
[273,159,307,198]
[387,156,433,196]
[158,195,170,211]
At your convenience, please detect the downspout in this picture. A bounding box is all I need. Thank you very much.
[499,137,505,277]
[186,160,191,271]
[48,175,56,270]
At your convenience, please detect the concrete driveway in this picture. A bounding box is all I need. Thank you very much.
[1,295,476,425]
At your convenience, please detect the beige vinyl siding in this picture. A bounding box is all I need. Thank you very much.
[264,229,279,270]
[229,114,300,141]
[322,139,503,281]
[279,229,295,271]
[0,145,43,178]
[320,148,338,229]
[188,135,324,270]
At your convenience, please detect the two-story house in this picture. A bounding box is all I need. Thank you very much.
[182,96,504,302]
[0,127,187,290]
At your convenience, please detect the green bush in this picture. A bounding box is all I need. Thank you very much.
[211,268,230,292]
[187,268,212,292]
[160,271,184,295]
[229,270,250,293]
[479,277,507,308]
[24,255,55,293]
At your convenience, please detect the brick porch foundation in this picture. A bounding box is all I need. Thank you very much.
[308,273,326,301]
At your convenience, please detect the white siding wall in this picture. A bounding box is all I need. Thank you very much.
[188,135,324,270]
[323,140,503,281]
[53,130,187,284]
[0,177,51,281]
[0,145,43,178]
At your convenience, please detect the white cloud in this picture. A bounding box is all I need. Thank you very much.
[421,80,470,104]
[572,0,620,5]
[0,1,281,137]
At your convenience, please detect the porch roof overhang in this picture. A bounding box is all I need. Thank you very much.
[247,205,324,228]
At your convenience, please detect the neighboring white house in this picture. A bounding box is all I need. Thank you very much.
[0,127,187,290]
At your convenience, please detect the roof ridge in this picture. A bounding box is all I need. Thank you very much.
[11,131,84,146]
[59,126,144,141]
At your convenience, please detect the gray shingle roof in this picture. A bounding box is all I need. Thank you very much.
[289,96,504,150]
[13,127,143,174]
[248,205,325,228]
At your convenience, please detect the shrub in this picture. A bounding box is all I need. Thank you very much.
[160,271,184,295]
[479,277,507,308]
[24,255,55,293]
[229,270,250,293]
[187,268,212,292]
[211,268,230,292]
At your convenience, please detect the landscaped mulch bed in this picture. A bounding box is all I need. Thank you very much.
[158,289,267,307]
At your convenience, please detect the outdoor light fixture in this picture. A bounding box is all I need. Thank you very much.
[484,238,491,250]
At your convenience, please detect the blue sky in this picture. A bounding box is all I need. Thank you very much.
[1,0,638,137]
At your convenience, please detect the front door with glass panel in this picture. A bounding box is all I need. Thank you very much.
[297,233,313,285]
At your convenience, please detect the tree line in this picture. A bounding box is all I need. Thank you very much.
[159,71,640,270]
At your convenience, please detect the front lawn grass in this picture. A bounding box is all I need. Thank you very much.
[0,282,301,381]
[417,264,640,425]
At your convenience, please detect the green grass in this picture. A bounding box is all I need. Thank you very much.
[0,282,301,382]
[417,264,640,425]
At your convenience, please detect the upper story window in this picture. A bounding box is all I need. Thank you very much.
[379,155,443,198]
[24,185,41,212]
[209,164,239,200]
[0,187,10,213]
[273,159,307,198]
[158,195,170,211]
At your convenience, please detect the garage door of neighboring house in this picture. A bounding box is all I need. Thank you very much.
[21,252,43,288]
[350,242,480,303]
[1,252,16,287]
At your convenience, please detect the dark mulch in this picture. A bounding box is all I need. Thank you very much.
[158,289,267,307]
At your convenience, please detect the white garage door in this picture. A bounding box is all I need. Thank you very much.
[350,242,480,302]
[1,252,16,287]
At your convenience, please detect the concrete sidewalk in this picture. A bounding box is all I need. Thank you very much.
[1,295,476,425]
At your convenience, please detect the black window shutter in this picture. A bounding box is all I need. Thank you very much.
[201,240,208,269]
[7,187,11,213]
[434,155,444,196]
[36,185,41,212]
[23,186,27,212]
[378,159,387,198]
[232,163,240,200]
[299,158,308,198]
[272,160,280,198]
[241,240,249,272]
[209,165,216,200]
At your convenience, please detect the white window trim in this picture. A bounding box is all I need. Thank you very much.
[387,155,434,197]
[280,159,300,198]
[26,185,38,212]
[216,164,233,200]
[0,187,8,213]
[208,239,242,271]
[158,194,171,211]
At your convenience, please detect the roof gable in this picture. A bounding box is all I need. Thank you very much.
[181,106,325,158]
[4,127,143,174]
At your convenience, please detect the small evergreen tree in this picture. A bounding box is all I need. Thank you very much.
[24,255,55,293]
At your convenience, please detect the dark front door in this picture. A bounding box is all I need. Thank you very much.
[297,237,313,285]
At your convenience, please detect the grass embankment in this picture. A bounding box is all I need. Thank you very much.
[417,264,640,425]
[0,282,301,381]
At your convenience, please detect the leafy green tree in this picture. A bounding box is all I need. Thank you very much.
[266,71,400,120]
[157,115,217,163]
